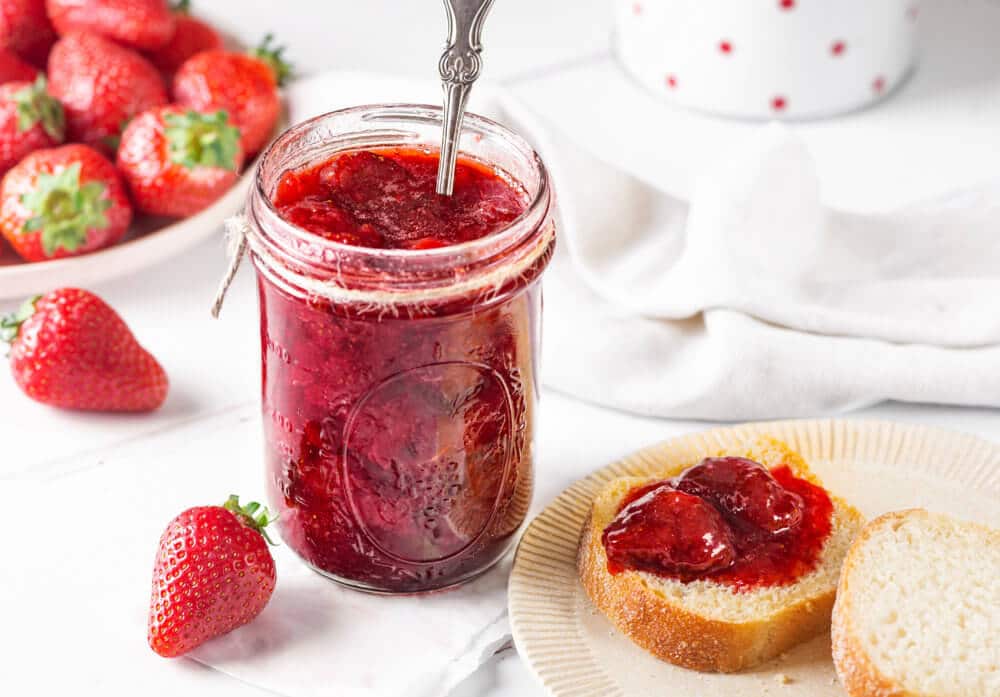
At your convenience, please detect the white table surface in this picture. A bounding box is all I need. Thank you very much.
[2,1,999,695]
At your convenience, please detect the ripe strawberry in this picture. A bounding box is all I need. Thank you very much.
[0,77,64,176]
[173,35,290,156]
[148,496,277,658]
[0,0,57,67]
[145,0,222,79]
[1,288,168,411]
[117,106,243,217]
[46,0,175,51]
[48,32,168,153]
[0,47,40,83]
[0,144,131,261]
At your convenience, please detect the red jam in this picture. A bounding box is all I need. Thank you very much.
[273,148,528,249]
[260,146,550,593]
[602,457,834,591]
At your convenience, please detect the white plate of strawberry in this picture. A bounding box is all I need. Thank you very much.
[0,0,288,298]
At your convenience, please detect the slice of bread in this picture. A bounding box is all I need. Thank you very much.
[577,436,864,673]
[832,510,1000,697]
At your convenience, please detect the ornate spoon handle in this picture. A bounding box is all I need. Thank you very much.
[436,0,495,196]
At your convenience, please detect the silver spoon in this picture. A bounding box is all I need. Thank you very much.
[436,0,495,196]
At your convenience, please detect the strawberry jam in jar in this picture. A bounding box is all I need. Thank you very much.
[245,105,554,593]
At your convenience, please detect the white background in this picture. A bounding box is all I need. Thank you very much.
[1,1,998,695]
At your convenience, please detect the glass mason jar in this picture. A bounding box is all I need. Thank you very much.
[243,105,555,594]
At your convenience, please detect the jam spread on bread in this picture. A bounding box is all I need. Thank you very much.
[602,457,834,591]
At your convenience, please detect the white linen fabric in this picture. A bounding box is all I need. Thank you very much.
[1,403,515,697]
[190,547,513,697]
[517,110,1000,419]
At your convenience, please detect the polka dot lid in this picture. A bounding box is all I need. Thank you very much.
[617,0,920,120]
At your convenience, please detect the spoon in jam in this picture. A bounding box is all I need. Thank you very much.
[435,0,496,196]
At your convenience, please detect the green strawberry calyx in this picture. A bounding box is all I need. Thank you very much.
[249,34,292,86]
[101,117,133,154]
[20,162,111,257]
[14,76,65,142]
[0,295,40,344]
[171,0,191,12]
[165,110,241,171]
[223,495,278,545]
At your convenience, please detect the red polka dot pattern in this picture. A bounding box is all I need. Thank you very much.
[625,0,914,118]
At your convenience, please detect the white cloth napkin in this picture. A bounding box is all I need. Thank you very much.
[191,549,513,697]
[2,405,515,697]
[525,114,1000,419]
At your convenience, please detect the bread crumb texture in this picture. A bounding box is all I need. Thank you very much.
[833,509,1000,697]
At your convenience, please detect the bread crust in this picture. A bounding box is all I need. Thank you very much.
[576,436,861,673]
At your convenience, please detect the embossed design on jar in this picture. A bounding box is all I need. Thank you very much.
[250,105,553,593]
[342,361,516,565]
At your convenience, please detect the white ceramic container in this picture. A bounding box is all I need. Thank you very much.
[616,0,921,119]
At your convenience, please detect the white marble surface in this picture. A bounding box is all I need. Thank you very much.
[2,1,999,695]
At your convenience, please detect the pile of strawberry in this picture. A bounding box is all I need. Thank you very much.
[0,0,287,262]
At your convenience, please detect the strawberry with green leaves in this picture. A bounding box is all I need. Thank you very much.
[145,0,222,79]
[0,76,64,176]
[47,32,168,154]
[0,143,131,261]
[173,35,290,156]
[117,106,243,217]
[46,0,175,51]
[148,496,277,657]
[1,288,168,411]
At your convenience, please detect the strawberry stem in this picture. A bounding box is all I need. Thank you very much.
[0,295,40,344]
[249,34,292,86]
[14,76,65,142]
[165,110,241,170]
[20,162,111,257]
[223,495,278,545]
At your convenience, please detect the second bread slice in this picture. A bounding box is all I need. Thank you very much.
[832,509,1000,697]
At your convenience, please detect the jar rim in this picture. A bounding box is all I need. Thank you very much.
[251,103,551,263]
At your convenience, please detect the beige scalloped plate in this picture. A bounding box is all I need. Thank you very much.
[509,419,1000,697]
